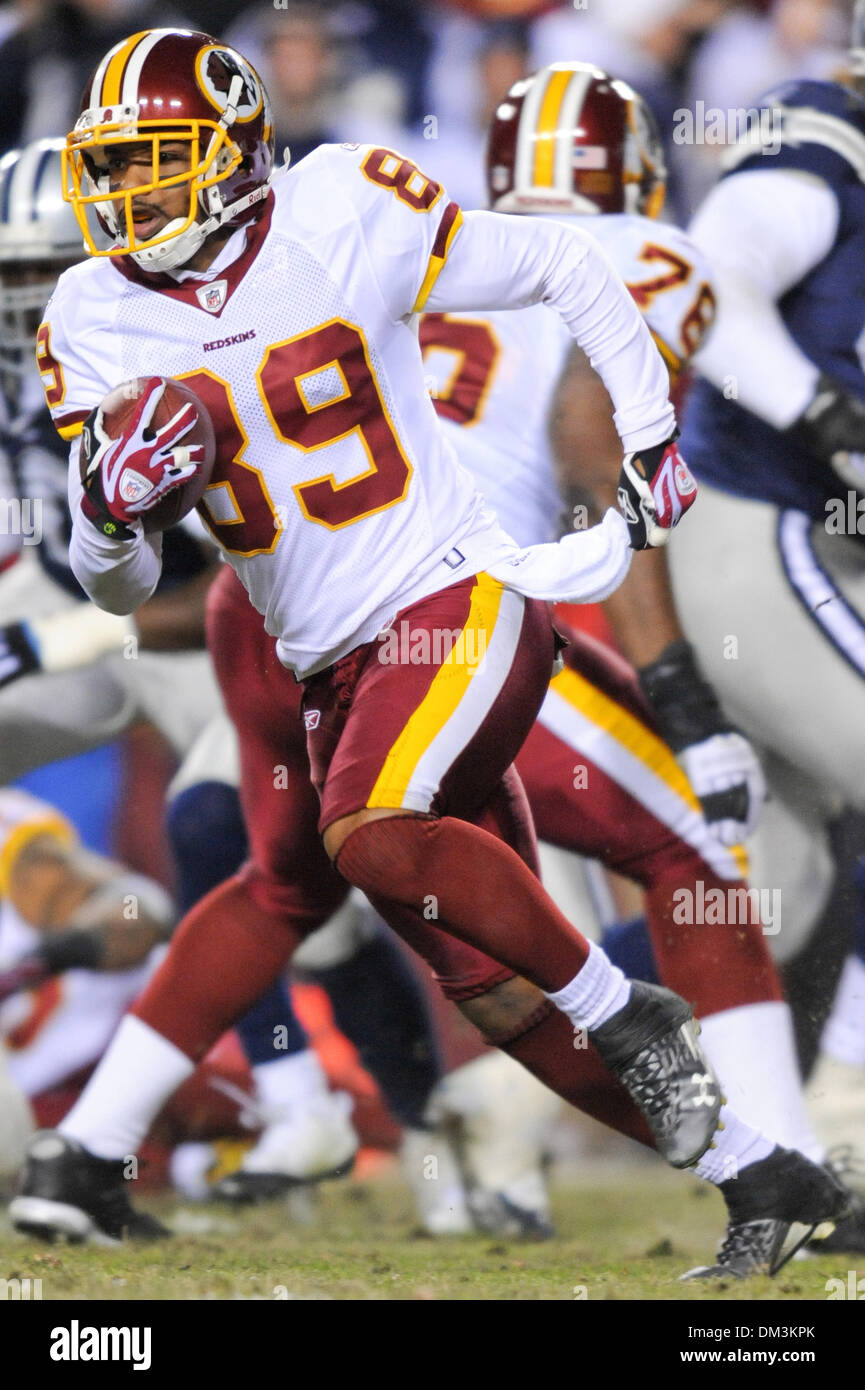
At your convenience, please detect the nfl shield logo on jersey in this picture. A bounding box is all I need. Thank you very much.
[197,280,228,314]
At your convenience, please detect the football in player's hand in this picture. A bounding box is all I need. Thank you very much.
[80,376,216,534]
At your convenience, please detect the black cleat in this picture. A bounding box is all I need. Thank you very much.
[9,1131,170,1245]
[588,982,722,1168]
[681,1146,851,1280]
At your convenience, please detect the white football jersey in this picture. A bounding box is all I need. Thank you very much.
[43,145,675,676]
[0,789,153,1096]
[421,213,715,547]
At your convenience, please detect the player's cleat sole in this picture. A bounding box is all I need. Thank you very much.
[212,1153,356,1205]
[9,1131,170,1244]
[588,982,722,1168]
[680,1146,850,1280]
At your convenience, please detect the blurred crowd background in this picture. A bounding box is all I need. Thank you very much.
[0,0,856,224]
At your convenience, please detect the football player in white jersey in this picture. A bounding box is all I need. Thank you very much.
[8,29,847,1274]
[0,136,363,1188]
[0,786,172,1199]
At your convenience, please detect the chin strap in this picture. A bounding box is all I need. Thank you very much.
[126,184,270,270]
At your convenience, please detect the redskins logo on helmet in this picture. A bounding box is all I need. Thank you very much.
[63,28,275,272]
[487,62,666,220]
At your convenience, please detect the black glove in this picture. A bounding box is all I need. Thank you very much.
[638,640,765,845]
[788,373,865,491]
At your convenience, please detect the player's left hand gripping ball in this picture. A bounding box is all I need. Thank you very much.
[79,377,215,538]
[617,434,697,549]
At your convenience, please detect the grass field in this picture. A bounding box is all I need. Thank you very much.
[0,1164,856,1302]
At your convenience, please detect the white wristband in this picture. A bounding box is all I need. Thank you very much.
[28,604,138,673]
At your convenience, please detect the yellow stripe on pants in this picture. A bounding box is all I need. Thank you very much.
[550,664,750,877]
[367,573,503,809]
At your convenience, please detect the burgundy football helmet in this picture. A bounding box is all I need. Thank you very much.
[63,28,275,271]
[487,62,666,219]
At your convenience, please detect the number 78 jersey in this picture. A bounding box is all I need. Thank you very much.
[39,144,505,677]
[420,212,715,548]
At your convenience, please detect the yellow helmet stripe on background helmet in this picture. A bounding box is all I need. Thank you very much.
[531,67,575,187]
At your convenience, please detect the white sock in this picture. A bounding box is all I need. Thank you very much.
[820,955,865,1067]
[544,941,631,1032]
[253,1049,329,1114]
[699,1001,822,1160]
[59,1016,193,1160]
[693,1107,776,1185]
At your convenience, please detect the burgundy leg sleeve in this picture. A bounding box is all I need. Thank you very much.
[335,813,591,993]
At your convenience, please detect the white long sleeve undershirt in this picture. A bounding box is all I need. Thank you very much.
[688,167,840,428]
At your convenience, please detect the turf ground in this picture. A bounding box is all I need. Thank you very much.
[0,1164,856,1302]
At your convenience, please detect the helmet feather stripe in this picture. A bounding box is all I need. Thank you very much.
[513,72,549,193]
[555,68,593,191]
[532,67,576,187]
[121,29,175,109]
[102,30,150,106]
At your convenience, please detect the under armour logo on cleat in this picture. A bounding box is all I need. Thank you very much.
[690,1074,717,1107]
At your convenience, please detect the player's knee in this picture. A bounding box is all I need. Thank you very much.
[458,976,552,1045]
[323,807,420,865]
[326,808,422,875]
[238,861,348,940]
